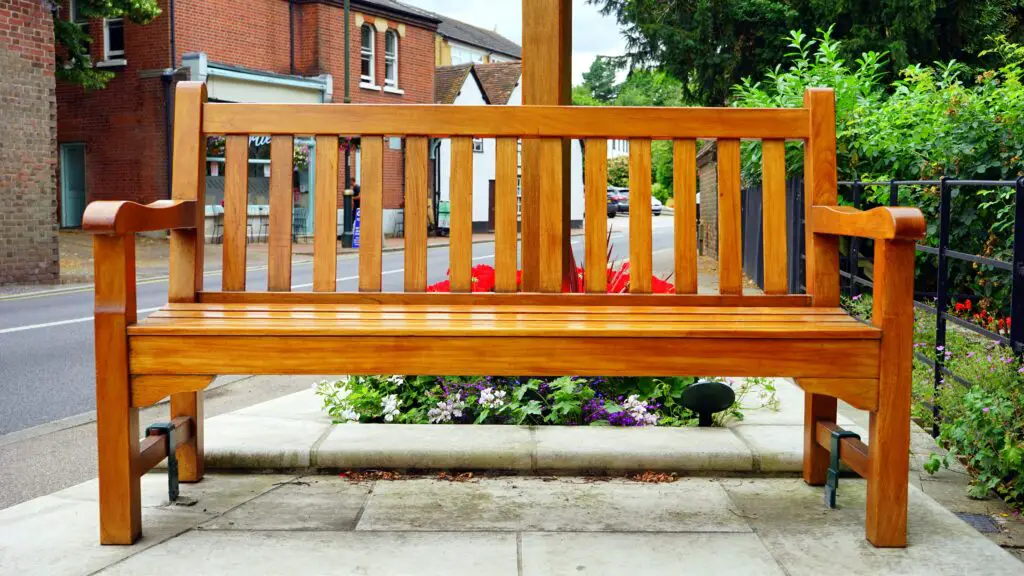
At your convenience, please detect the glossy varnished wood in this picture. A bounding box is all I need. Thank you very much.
[313,134,339,292]
[761,139,788,294]
[815,420,870,478]
[449,137,473,292]
[168,82,206,304]
[811,205,926,241]
[360,136,384,292]
[584,139,608,293]
[222,135,248,292]
[268,135,293,292]
[202,103,812,140]
[717,139,742,295]
[83,200,196,234]
[404,136,429,292]
[537,138,566,293]
[629,138,653,293]
[796,377,878,412]
[171,392,204,483]
[495,137,519,292]
[94,234,141,544]
[674,139,698,294]
[129,335,879,378]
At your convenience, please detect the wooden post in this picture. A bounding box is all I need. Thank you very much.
[521,0,571,291]
[167,81,207,484]
[801,88,839,485]
[94,234,141,544]
[866,239,915,547]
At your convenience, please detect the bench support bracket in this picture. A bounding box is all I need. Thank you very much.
[824,427,861,509]
[145,421,181,502]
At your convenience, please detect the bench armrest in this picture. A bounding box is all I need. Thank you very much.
[83,200,197,235]
[810,205,925,241]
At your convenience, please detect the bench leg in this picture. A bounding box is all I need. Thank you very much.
[865,238,914,547]
[802,391,836,485]
[171,391,204,482]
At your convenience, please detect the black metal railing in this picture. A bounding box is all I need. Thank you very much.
[837,177,1024,436]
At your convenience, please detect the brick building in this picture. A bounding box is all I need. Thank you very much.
[697,141,717,259]
[1,0,59,284]
[55,0,443,236]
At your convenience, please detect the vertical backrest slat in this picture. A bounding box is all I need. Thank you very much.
[761,139,788,294]
[495,137,519,292]
[628,138,652,293]
[222,134,248,291]
[584,139,608,293]
[169,82,206,304]
[804,88,839,306]
[313,134,339,292]
[537,138,564,293]
[717,138,742,295]
[403,136,428,292]
[673,138,698,294]
[359,136,384,292]
[449,137,473,292]
[268,135,293,292]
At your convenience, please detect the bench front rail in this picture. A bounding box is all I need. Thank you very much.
[84,82,924,547]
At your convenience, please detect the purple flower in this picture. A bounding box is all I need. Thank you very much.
[967,351,975,359]
[983,407,991,413]
[936,345,945,352]
[852,294,862,301]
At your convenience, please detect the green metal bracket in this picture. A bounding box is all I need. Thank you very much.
[146,422,179,502]
[824,428,860,509]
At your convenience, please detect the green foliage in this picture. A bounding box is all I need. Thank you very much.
[54,0,162,90]
[581,56,621,103]
[314,374,781,428]
[607,156,629,187]
[733,31,1024,307]
[844,294,1024,508]
[590,0,1024,104]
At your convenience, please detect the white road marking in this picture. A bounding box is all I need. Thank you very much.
[0,307,162,335]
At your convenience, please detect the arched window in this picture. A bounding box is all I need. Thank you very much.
[384,30,399,89]
[360,24,375,85]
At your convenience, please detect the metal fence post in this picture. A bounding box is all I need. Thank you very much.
[848,179,862,299]
[933,177,951,437]
[1012,176,1024,354]
[889,179,898,206]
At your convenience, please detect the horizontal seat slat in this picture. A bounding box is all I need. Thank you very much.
[164,302,849,315]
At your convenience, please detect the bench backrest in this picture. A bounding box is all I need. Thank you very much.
[170,82,837,306]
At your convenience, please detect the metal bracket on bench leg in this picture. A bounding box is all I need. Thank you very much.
[146,422,179,502]
[824,427,861,509]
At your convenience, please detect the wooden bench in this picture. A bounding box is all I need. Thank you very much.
[84,82,924,547]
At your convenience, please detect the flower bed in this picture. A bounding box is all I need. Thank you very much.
[315,375,779,427]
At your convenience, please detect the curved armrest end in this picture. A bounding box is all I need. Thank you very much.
[83,200,197,235]
[811,205,925,241]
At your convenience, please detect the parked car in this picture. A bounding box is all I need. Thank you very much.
[651,196,663,216]
[608,186,629,213]
[606,191,618,218]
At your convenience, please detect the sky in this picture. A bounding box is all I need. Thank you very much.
[401,0,628,85]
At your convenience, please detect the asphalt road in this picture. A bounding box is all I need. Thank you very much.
[0,215,675,437]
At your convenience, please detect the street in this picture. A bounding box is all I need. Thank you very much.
[0,215,677,437]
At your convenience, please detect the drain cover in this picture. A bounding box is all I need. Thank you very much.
[955,512,1000,533]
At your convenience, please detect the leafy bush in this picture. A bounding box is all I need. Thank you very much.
[314,375,779,427]
[843,293,1024,507]
[607,156,629,187]
[732,29,1024,310]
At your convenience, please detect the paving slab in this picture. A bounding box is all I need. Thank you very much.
[356,477,751,533]
[229,387,332,424]
[731,424,803,472]
[534,425,754,472]
[720,478,1022,576]
[316,423,534,470]
[520,532,786,575]
[97,530,519,575]
[200,477,371,531]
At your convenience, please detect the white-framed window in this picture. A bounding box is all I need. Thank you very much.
[472,138,484,153]
[384,30,398,88]
[69,0,90,58]
[103,18,125,60]
[360,24,375,85]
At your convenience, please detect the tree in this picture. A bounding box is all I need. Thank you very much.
[53,0,161,90]
[591,0,1024,104]
[607,156,629,187]
[581,56,620,103]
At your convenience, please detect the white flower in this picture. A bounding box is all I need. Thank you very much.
[387,375,404,386]
[381,394,401,422]
[478,387,506,409]
[622,394,658,426]
[339,407,359,422]
[428,394,466,424]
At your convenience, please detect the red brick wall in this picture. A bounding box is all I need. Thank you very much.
[1,0,59,283]
[174,0,291,73]
[56,0,171,209]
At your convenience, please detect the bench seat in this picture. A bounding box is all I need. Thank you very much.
[126,303,881,381]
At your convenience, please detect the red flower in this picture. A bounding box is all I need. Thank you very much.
[426,280,450,292]
[965,299,972,311]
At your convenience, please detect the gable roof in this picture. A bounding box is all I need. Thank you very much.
[436,17,521,59]
[473,62,522,105]
[434,63,476,104]
[351,0,441,26]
